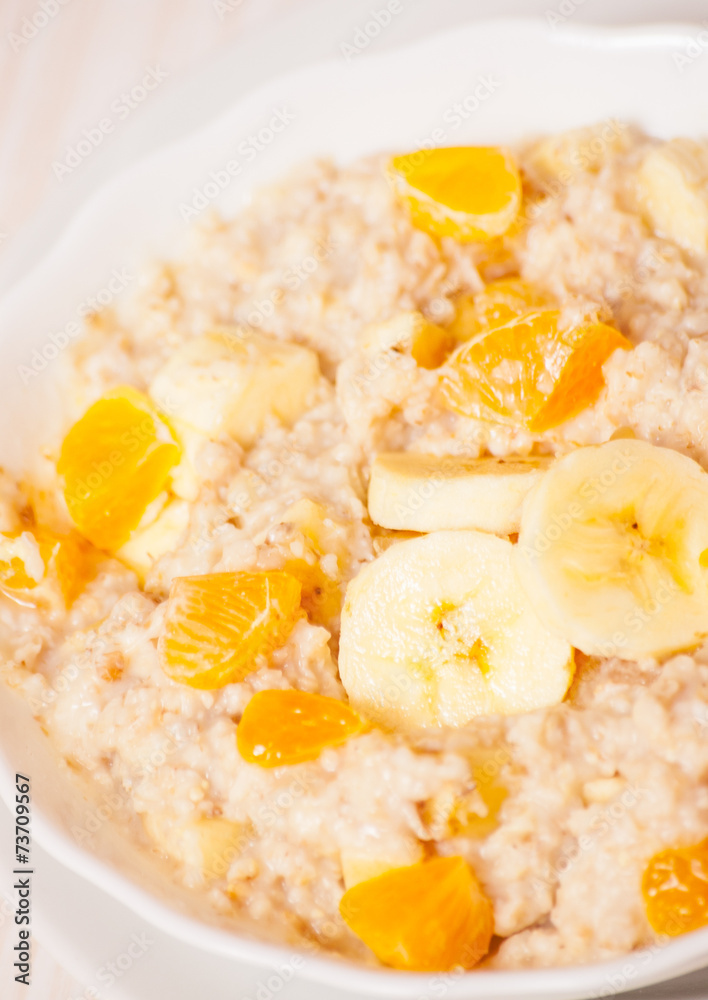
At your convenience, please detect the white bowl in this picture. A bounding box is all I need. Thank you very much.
[1,17,708,1000]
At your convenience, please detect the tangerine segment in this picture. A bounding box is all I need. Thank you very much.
[388,147,521,243]
[440,311,631,433]
[449,278,553,343]
[339,856,494,972]
[159,571,302,689]
[0,526,100,607]
[642,838,708,936]
[237,689,364,767]
[58,387,181,551]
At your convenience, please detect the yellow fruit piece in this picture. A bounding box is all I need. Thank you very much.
[149,329,320,449]
[638,139,708,253]
[359,312,453,370]
[285,557,341,624]
[58,387,181,551]
[449,278,553,343]
[116,499,190,583]
[465,752,509,837]
[423,750,509,841]
[0,523,100,608]
[275,498,346,624]
[237,689,364,767]
[440,310,632,432]
[339,856,493,971]
[526,121,628,182]
[388,147,522,243]
[341,839,425,890]
[159,571,302,689]
[144,813,248,878]
[642,837,708,936]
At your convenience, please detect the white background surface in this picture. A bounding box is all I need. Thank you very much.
[2,0,708,996]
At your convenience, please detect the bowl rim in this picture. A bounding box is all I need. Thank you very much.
[2,15,708,998]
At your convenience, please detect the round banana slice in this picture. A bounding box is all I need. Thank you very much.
[516,439,708,661]
[339,530,573,730]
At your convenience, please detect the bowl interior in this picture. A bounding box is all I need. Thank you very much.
[2,17,708,999]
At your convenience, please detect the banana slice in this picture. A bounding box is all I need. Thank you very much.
[339,530,573,730]
[149,327,320,448]
[368,453,550,535]
[516,438,708,660]
[637,139,708,252]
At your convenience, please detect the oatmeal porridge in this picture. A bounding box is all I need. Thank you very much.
[2,121,708,972]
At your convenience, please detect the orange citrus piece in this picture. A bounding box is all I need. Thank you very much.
[58,387,181,551]
[339,855,494,971]
[237,689,364,767]
[159,571,302,689]
[449,278,553,342]
[440,310,632,433]
[642,837,708,936]
[387,147,521,243]
[0,524,100,607]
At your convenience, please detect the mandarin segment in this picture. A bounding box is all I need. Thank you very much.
[237,689,364,767]
[159,571,302,689]
[440,310,631,432]
[388,147,522,243]
[58,387,181,552]
[0,525,100,607]
[339,855,494,971]
[642,837,708,936]
[449,278,553,343]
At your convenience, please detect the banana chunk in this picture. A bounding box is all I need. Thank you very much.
[516,439,708,660]
[149,328,320,448]
[339,530,573,730]
[368,453,550,535]
[637,139,708,252]
[359,311,453,369]
[116,499,190,582]
[144,814,247,878]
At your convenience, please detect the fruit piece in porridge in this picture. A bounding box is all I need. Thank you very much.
[440,310,631,432]
[340,837,425,890]
[387,146,521,242]
[368,452,551,535]
[116,498,190,583]
[144,813,248,879]
[449,277,553,343]
[339,530,573,730]
[237,689,364,767]
[358,311,454,370]
[339,855,493,971]
[148,328,320,449]
[0,522,99,607]
[58,386,181,551]
[159,571,302,688]
[516,439,708,660]
[638,138,708,253]
[642,837,708,936]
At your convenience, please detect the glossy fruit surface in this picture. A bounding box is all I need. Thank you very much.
[388,147,521,242]
[160,571,302,689]
[58,387,180,551]
[237,689,364,767]
[339,855,494,971]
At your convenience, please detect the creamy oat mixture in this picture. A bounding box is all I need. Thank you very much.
[2,122,708,971]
